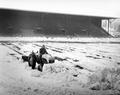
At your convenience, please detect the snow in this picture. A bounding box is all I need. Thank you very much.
[0,37,120,95]
[0,37,120,43]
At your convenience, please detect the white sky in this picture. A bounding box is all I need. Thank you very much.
[0,0,120,18]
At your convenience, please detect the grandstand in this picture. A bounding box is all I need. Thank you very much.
[0,8,114,37]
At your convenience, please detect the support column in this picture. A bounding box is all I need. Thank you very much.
[108,19,110,33]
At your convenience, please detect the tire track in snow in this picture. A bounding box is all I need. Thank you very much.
[1,43,24,56]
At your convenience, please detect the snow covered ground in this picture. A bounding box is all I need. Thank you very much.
[0,37,120,43]
[0,37,120,95]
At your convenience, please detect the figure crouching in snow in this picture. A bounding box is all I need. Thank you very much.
[28,51,37,69]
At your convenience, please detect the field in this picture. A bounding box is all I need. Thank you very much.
[0,37,120,95]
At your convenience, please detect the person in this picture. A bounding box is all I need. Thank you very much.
[39,45,48,56]
[28,51,37,69]
[37,45,48,71]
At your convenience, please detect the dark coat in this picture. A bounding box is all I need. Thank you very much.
[39,47,48,55]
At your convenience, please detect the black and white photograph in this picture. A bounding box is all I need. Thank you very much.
[0,0,120,95]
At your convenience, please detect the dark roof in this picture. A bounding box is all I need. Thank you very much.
[0,8,116,19]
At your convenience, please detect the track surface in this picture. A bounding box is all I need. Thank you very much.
[0,42,120,95]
